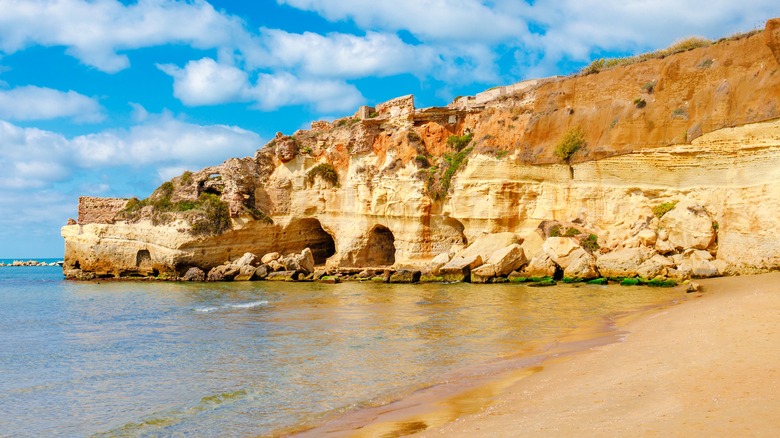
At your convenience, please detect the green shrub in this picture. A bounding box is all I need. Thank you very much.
[652,201,678,218]
[123,197,146,214]
[554,127,585,162]
[245,206,274,224]
[587,277,608,285]
[180,170,193,185]
[414,155,430,168]
[549,225,562,237]
[447,133,473,151]
[580,37,712,76]
[671,108,688,119]
[306,163,339,187]
[428,146,473,201]
[634,98,646,108]
[565,227,580,237]
[641,81,656,94]
[580,234,600,253]
[495,150,508,159]
[190,193,231,236]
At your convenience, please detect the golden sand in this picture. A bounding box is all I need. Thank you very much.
[415,273,780,437]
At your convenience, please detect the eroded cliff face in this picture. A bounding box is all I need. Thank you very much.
[62,20,780,279]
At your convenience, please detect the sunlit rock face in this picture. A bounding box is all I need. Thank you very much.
[62,21,780,279]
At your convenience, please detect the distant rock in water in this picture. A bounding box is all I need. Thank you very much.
[61,19,780,283]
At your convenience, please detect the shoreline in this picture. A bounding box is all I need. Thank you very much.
[289,285,690,437]
[414,271,780,437]
[291,272,780,437]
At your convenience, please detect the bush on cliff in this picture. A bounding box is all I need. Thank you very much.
[447,133,473,152]
[555,127,585,163]
[652,200,678,218]
[306,163,340,187]
[190,193,231,235]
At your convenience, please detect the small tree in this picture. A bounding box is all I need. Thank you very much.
[555,127,585,163]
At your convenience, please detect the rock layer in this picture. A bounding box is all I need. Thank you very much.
[61,22,780,280]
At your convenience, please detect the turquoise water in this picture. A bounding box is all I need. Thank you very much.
[0,266,685,436]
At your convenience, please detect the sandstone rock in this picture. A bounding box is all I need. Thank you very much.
[563,253,599,280]
[712,259,730,276]
[659,200,715,250]
[766,18,780,65]
[295,248,315,274]
[456,232,521,263]
[543,237,580,268]
[667,266,692,281]
[207,264,239,281]
[183,267,206,282]
[234,265,258,281]
[470,264,497,283]
[429,252,451,276]
[234,252,257,268]
[636,258,666,279]
[275,136,298,162]
[636,228,657,246]
[596,247,654,278]
[389,270,421,283]
[312,269,327,280]
[686,281,701,293]
[261,252,281,264]
[440,255,483,282]
[485,244,527,276]
[267,270,302,281]
[268,260,286,272]
[521,254,558,278]
[254,265,270,280]
[520,229,545,260]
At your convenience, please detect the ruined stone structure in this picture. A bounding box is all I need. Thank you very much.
[62,20,780,281]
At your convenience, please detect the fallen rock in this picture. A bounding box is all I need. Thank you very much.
[520,229,545,260]
[563,253,599,280]
[686,281,701,293]
[429,252,451,276]
[596,247,654,278]
[440,254,483,282]
[183,267,206,282]
[261,252,281,264]
[636,258,666,279]
[233,265,257,281]
[233,252,257,268]
[254,265,270,280]
[471,264,497,283]
[659,200,716,250]
[295,248,315,274]
[266,270,302,281]
[636,228,657,246]
[207,264,240,281]
[486,244,527,276]
[521,254,558,278]
[389,270,421,283]
[455,232,521,263]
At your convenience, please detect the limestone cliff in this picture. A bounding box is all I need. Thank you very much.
[62,19,780,280]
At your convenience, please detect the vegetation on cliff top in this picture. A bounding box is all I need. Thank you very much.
[580,36,713,75]
[306,163,340,187]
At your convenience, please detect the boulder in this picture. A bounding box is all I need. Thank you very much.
[268,260,286,272]
[183,267,205,282]
[659,200,715,250]
[455,232,521,263]
[471,264,497,283]
[233,265,257,281]
[521,254,558,278]
[596,247,654,278]
[636,228,657,246]
[520,229,545,260]
[275,136,298,162]
[295,248,315,274]
[261,252,281,264]
[429,252,451,276]
[207,264,234,281]
[688,251,719,278]
[254,265,270,280]
[563,253,599,280]
[636,258,665,279]
[440,254,483,282]
[266,270,302,281]
[283,256,301,272]
[485,244,527,276]
[389,270,421,283]
[233,252,257,268]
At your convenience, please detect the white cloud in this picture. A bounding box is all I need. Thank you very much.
[159,57,365,112]
[0,115,262,190]
[276,0,528,42]
[257,29,435,78]
[158,58,250,106]
[0,0,248,72]
[0,85,103,122]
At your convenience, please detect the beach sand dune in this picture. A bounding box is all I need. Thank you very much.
[418,273,780,437]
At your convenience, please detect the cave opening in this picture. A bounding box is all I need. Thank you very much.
[361,225,396,266]
[136,249,151,267]
[279,218,336,265]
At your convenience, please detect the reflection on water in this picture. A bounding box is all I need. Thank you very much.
[0,269,685,436]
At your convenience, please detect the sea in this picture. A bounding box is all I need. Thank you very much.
[0,260,687,437]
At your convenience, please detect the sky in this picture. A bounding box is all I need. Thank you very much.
[0,1,777,258]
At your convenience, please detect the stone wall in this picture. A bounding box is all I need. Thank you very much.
[78,196,127,224]
[376,95,414,118]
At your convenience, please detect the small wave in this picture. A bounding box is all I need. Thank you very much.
[194,300,268,313]
[229,300,268,309]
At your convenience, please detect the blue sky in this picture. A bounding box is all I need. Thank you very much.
[0,0,777,258]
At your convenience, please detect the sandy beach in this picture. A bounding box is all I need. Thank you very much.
[411,272,780,437]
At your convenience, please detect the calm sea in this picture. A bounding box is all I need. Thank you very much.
[0,264,685,437]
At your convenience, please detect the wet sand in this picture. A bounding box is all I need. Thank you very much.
[415,272,780,437]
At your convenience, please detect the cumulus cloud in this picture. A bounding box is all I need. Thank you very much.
[276,0,528,42]
[0,86,104,122]
[0,115,262,190]
[0,0,247,72]
[159,57,365,112]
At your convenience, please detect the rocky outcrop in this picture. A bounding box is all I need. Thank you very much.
[61,21,780,282]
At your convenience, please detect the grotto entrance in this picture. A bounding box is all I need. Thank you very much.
[356,225,396,266]
[279,218,336,265]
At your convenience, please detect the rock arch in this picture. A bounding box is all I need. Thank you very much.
[279,218,336,265]
[356,225,396,266]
